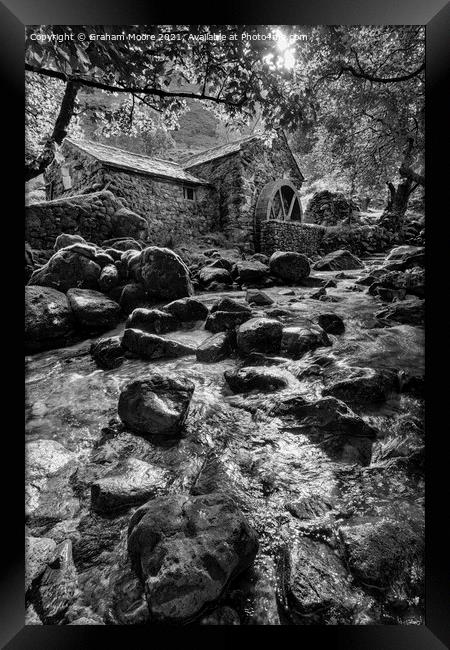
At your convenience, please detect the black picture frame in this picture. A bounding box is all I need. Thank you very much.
[4,1,449,646]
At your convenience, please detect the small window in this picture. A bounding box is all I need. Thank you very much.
[183,186,196,201]
[61,165,73,190]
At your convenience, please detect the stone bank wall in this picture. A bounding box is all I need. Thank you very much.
[261,221,326,257]
[105,170,219,247]
[25,190,148,250]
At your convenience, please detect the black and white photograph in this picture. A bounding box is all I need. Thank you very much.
[22,22,429,629]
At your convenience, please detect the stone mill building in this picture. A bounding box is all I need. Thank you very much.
[43,131,324,254]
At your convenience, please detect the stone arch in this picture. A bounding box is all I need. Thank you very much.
[255,179,303,223]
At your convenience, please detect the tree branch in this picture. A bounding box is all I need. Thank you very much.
[25,63,247,108]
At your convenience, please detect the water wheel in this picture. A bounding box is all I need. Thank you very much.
[255,180,303,223]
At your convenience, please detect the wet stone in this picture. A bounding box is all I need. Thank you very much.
[127,492,259,624]
[122,328,196,359]
[91,458,170,513]
[196,331,234,363]
[126,307,178,334]
[90,336,124,370]
[237,318,283,355]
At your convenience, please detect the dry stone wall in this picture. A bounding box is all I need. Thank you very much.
[261,221,326,257]
[25,190,148,250]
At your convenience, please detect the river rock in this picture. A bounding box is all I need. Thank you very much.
[315,313,345,335]
[137,247,193,299]
[199,266,233,286]
[269,251,310,283]
[90,336,125,370]
[278,537,357,624]
[207,257,234,272]
[91,458,170,513]
[234,260,269,285]
[38,540,79,624]
[323,367,399,405]
[99,264,119,292]
[28,249,102,292]
[25,536,57,591]
[245,289,274,306]
[313,249,364,271]
[127,492,258,624]
[368,267,424,298]
[338,517,424,592]
[25,286,74,353]
[67,288,121,331]
[384,245,425,271]
[118,375,195,437]
[54,233,86,251]
[122,328,195,359]
[119,282,148,314]
[126,308,178,334]
[224,366,294,393]
[375,298,424,326]
[271,395,376,465]
[236,318,283,355]
[211,297,252,314]
[205,310,252,333]
[102,237,143,251]
[163,297,209,322]
[280,325,331,359]
[196,332,234,363]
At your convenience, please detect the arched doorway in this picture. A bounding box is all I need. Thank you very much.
[255,179,303,223]
[253,179,303,251]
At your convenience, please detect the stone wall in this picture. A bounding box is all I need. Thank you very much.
[104,169,219,247]
[189,133,304,252]
[45,146,105,198]
[25,190,148,250]
[45,143,220,248]
[261,221,326,257]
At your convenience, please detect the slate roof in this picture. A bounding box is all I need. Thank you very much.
[183,134,263,168]
[65,138,211,186]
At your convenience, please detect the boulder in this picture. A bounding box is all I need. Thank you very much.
[280,325,331,359]
[28,249,101,292]
[91,458,170,513]
[338,517,424,592]
[245,289,274,306]
[384,245,425,271]
[270,395,376,465]
[236,318,283,355]
[25,286,74,353]
[211,297,252,314]
[224,366,294,393]
[315,313,345,335]
[102,238,143,251]
[137,247,193,300]
[233,260,269,285]
[127,492,258,624]
[99,264,119,292]
[196,332,234,363]
[323,367,399,405]
[67,288,121,332]
[269,251,311,283]
[163,297,209,322]
[368,267,424,299]
[54,233,86,251]
[25,536,57,591]
[119,283,148,315]
[313,249,364,271]
[251,253,269,265]
[122,328,195,360]
[199,266,233,286]
[126,308,178,334]
[118,375,195,437]
[90,336,125,370]
[207,257,234,272]
[375,298,424,326]
[38,540,79,624]
[278,537,357,624]
[205,311,252,334]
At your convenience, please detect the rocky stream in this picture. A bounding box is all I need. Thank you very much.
[25,240,425,626]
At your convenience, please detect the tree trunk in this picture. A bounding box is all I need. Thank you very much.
[381,137,424,231]
[25,80,79,183]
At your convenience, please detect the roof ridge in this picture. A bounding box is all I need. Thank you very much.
[65,137,181,167]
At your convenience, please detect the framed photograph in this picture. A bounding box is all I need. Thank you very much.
[2,0,448,646]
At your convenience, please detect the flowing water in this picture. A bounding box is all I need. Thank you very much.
[25,264,425,625]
